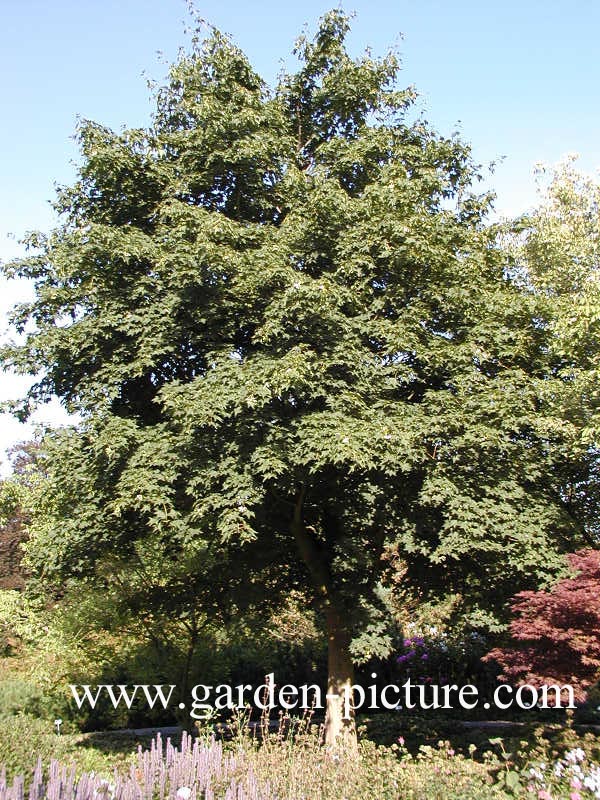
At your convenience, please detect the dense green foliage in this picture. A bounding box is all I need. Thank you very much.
[506,157,600,544]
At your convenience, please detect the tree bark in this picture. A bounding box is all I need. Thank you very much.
[290,486,357,748]
[324,604,356,747]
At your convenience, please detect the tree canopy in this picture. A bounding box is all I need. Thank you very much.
[1,11,589,742]
[506,157,600,544]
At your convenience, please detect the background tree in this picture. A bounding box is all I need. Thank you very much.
[0,442,43,591]
[505,156,600,544]
[1,12,585,743]
[0,487,27,592]
[485,549,600,701]
[481,160,600,705]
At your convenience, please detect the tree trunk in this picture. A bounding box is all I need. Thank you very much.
[290,486,358,748]
[324,605,357,748]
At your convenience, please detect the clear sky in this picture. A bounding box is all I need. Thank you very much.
[1,0,599,472]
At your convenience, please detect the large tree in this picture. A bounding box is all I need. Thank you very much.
[1,12,583,742]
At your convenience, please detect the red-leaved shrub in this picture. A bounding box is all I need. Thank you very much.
[485,549,600,701]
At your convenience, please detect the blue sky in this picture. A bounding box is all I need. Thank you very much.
[1,0,599,471]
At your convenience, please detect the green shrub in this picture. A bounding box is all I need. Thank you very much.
[0,678,63,720]
[0,713,136,781]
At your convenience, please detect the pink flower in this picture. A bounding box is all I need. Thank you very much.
[570,793,581,800]
[538,791,551,800]
[397,736,405,745]
[571,778,582,789]
[447,749,455,757]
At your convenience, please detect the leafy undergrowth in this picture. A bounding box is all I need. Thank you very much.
[0,723,505,800]
[1,713,600,799]
[0,715,138,781]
